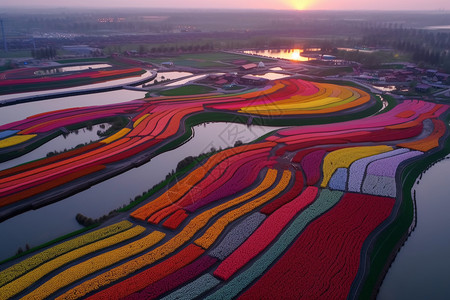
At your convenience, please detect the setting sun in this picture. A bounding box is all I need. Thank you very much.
[285,0,312,10]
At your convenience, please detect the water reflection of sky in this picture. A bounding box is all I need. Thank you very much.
[243,49,312,62]
[252,73,290,80]
[0,122,284,261]
[0,123,111,171]
[378,156,450,300]
[34,64,112,75]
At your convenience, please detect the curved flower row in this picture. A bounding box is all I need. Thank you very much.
[131,143,276,223]
[22,230,165,300]
[0,78,375,213]
[0,225,146,299]
[0,220,133,287]
[51,169,281,299]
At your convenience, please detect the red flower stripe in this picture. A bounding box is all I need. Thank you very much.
[0,164,105,208]
[162,209,189,230]
[214,186,319,280]
[238,193,395,300]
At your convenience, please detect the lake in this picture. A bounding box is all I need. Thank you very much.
[242,49,317,62]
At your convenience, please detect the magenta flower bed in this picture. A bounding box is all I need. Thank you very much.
[301,149,326,186]
[124,255,217,300]
[0,102,143,131]
[185,159,275,212]
[181,149,270,204]
[87,244,205,300]
[151,149,273,222]
[277,100,440,138]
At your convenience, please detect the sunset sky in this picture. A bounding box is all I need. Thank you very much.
[2,0,449,11]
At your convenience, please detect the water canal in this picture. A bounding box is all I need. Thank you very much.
[378,155,450,299]
[0,120,282,260]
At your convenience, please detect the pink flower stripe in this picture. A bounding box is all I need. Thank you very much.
[149,149,271,223]
[301,149,327,186]
[185,159,275,213]
[0,103,143,131]
[260,171,304,215]
[277,100,437,137]
[291,146,344,163]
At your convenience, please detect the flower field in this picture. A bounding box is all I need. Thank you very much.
[0,67,146,95]
[0,77,449,299]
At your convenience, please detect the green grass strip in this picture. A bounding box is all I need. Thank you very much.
[0,220,132,287]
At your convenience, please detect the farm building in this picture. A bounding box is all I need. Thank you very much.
[240,63,258,71]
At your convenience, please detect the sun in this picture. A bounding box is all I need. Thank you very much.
[286,0,312,10]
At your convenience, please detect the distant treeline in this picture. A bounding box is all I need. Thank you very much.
[31,46,57,60]
[360,26,450,71]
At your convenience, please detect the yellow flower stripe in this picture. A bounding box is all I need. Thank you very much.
[56,169,278,300]
[304,90,360,111]
[133,114,150,128]
[100,128,131,144]
[22,230,165,300]
[0,221,133,287]
[0,134,36,148]
[321,145,393,187]
[0,225,146,299]
[195,170,292,249]
[238,85,369,115]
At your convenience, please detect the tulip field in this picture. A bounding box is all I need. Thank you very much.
[0,77,449,299]
[0,67,146,95]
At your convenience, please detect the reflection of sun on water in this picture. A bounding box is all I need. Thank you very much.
[291,49,301,60]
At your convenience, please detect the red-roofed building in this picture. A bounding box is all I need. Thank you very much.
[240,63,258,71]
